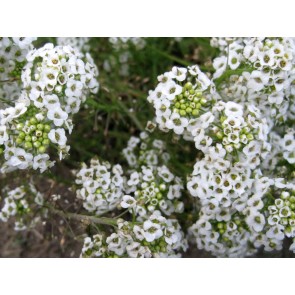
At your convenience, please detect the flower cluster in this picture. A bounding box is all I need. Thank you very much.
[122,130,185,218]
[0,182,44,231]
[211,37,295,124]
[281,128,295,165]
[123,164,184,218]
[75,158,125,215]
[0,37,36,82]
[191,101,270,167]
[81,212,187,258]
[0,42,99,173]
[147,65,217,137]
[188,170,294,257]
[0,37,36,107]
[146,38,295,257]
[122,131,170,169]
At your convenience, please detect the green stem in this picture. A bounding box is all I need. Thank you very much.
[0,98,14,106]
[151,47,191,67]
[116,98,144,131]
[48,207,118,227]
[0,77,20,83]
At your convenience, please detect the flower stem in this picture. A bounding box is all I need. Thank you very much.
[48,207,118,227]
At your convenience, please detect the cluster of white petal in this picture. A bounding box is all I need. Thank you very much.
[81,212,187,258]
[147,65,217,139]
[0,42,99,173]
[212,37,295,124]
[75,158,125,215]
[0,37,36,107]
[0,182,44,231]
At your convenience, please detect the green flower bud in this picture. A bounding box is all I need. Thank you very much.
[196,91,202,98]
[217,223,224,229]
[155,192,162,199]
[179,110,186,116]
[234,219,241,225]
[186,107,192,113]
[29,118,37,125]
[16,123,24,130]
[196,103,201,109]
[24,142,33,149]
[200,98,207,105]
[16,138,23,145]
[18,131,26,139]
[192,109,199,116]
[180,104,186,110]
[29,125,36,132]
[38,146,46,153]
[43,133,48,139]
[185,82,193,90]
[25,135,31,142]
[37,123,44,130]
[33,141,42,148]
[42,139,50,146]
[216,131,223,139]
[246,133,254,141]
[175,102,180,109]
[183,91,190,98]
[44,124,51,132]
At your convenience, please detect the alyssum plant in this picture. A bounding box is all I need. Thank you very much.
[0,37,295,258]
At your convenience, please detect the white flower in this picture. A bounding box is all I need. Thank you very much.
[157,165,174,182]
[8,148,33,170]
[47,106,68,126]
[48,128,67,146]
[143,220,163,242]
[127,171,140,186]
[44,94,61,109]
[33,154,51,173]
[213,56,227,79]
[247,70,269,92]
[224,101,243,118]
[246,211,265,232]
[0,125,8,144]
[171,66,187,82]
[228,51,241,70]
[120,195,136,208]
[65,80,83,97]
[166,113,188,135]
[162,81,182,100]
